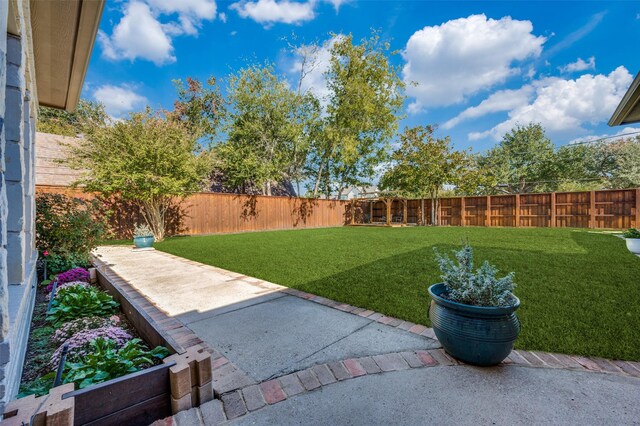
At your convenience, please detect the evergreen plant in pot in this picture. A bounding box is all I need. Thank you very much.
[133,224,154,249]
[622,228,640,255]
[428,244,520,366]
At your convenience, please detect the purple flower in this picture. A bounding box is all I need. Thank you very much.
[52,316,118,346]
[50,325,133,367]
[48,268,90,292]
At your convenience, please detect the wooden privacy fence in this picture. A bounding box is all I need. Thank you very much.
[35,185,351,238]
[36,186,639,235]
[352,188,640,229]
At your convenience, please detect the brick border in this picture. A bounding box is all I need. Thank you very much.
[160,346,640,424]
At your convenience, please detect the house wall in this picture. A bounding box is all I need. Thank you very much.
[0,0,38,412]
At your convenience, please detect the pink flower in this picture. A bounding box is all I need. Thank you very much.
[43,251,49,257]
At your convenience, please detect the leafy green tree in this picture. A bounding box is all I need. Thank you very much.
[309,32,405,198]
[217,63,319,195]
[66,108,211,241]
[479,123,556,193]
[37,99,108,136]
[610,136,640,188]
[379,125,469,225]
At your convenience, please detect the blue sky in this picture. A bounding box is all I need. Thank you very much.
[84,0,640,153]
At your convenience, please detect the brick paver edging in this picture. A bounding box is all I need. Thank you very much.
[153,346,640,425]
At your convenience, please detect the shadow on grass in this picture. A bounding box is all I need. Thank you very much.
[291,235,640,361]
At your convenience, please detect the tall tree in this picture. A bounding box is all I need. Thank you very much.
[217,63,319,195]
[379,125,468,225]
[479,123,556,193]
[309,32,405,198]
[66,108,211,241]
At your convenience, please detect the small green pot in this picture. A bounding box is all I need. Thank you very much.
[133,235,154,248]
[428,283,520,366]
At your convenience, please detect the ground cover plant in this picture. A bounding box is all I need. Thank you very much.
[153,226,640,360]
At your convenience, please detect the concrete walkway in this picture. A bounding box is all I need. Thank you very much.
[94,246,640,426]
[94,246,439,385]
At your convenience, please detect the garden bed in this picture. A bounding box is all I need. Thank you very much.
[18,264,178,425]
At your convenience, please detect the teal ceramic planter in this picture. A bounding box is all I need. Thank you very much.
[428,283,520,366]
[133,235,154,248]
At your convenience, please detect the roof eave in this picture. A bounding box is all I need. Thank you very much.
[609,71,640,126]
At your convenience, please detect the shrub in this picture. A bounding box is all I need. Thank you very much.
[52,316,120,346]
[434,244,516,307]
[623,228,640,239]
[47,286,119,325]
[36,193,108,266]
[50,326,133,367]
[63,338,170,389]
[46,252,91,275]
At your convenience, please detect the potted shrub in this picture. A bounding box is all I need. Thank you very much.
[133,224,155,249]
[623,228,640,255]
[428,244,520,366]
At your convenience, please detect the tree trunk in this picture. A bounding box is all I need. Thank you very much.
[141,199,165,242]
[312,161,325,198]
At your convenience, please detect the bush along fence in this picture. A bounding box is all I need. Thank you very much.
[4,266,214,426]
[350,188,640,229]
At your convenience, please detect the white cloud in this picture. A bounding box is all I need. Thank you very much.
[99,2,175,65]
[402,14,546,111]
[324,0,348,12]
[147,0,216,35]
[230,0,315,26]
[99,0,217,65]
[93,84,148,117]
[219,12,227,23]
[559,56,595,73]
[468,66,633,141]
[442,87,534,129]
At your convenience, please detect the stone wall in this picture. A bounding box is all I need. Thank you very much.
[0,0,38,411]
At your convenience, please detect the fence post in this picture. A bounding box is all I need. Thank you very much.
[550,192,556,228]
[486,196,492,227]
[386,199,391,226]
[636,189,640,228]
[590,191,597,229]
[350,200,355,225]
[402,200,407,225]
[370,201,373,224]
[460,197,465,226]
[514,194,520,227]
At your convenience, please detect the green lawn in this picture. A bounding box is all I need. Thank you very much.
[150,226,640,361]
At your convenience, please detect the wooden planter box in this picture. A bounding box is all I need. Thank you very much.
[3,265,212,426]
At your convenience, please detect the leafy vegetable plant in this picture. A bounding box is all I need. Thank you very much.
[47,286,119,325]
[63,338,169,389]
